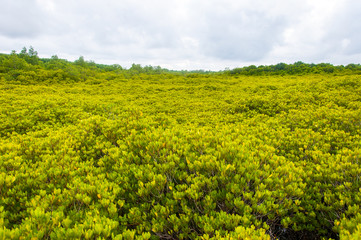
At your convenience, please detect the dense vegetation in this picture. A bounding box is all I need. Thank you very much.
[227,62,361,76]
[1,48,361,239]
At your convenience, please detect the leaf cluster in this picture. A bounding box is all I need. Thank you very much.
[1,52,361,239]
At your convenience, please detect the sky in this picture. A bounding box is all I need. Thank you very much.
[0,0,360,70]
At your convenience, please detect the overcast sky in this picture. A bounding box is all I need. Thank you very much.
[1,0,360,70]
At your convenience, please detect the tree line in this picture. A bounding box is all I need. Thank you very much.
[227,61,361,75]
[1,47,360,84]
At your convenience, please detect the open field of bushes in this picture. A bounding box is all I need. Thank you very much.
[1,50,361,239]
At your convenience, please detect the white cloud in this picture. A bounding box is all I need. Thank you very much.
[0,0,45,37]
[0,0,360,70]
[264,0,359,64]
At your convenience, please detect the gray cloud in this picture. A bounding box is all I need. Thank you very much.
[0,0,360,70]
[0,0,48,37]
[198,10,286,61]
[325,0,361,55]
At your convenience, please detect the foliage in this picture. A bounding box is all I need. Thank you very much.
[228,62,361,76]
[1,48,361,239]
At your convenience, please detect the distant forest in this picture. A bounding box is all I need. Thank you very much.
[1,47,361,84]
[227,62,361,75]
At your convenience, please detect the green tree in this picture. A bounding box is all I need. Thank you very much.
[74,56,86,67]
[18,46,39,65]
[1,50,28,71]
